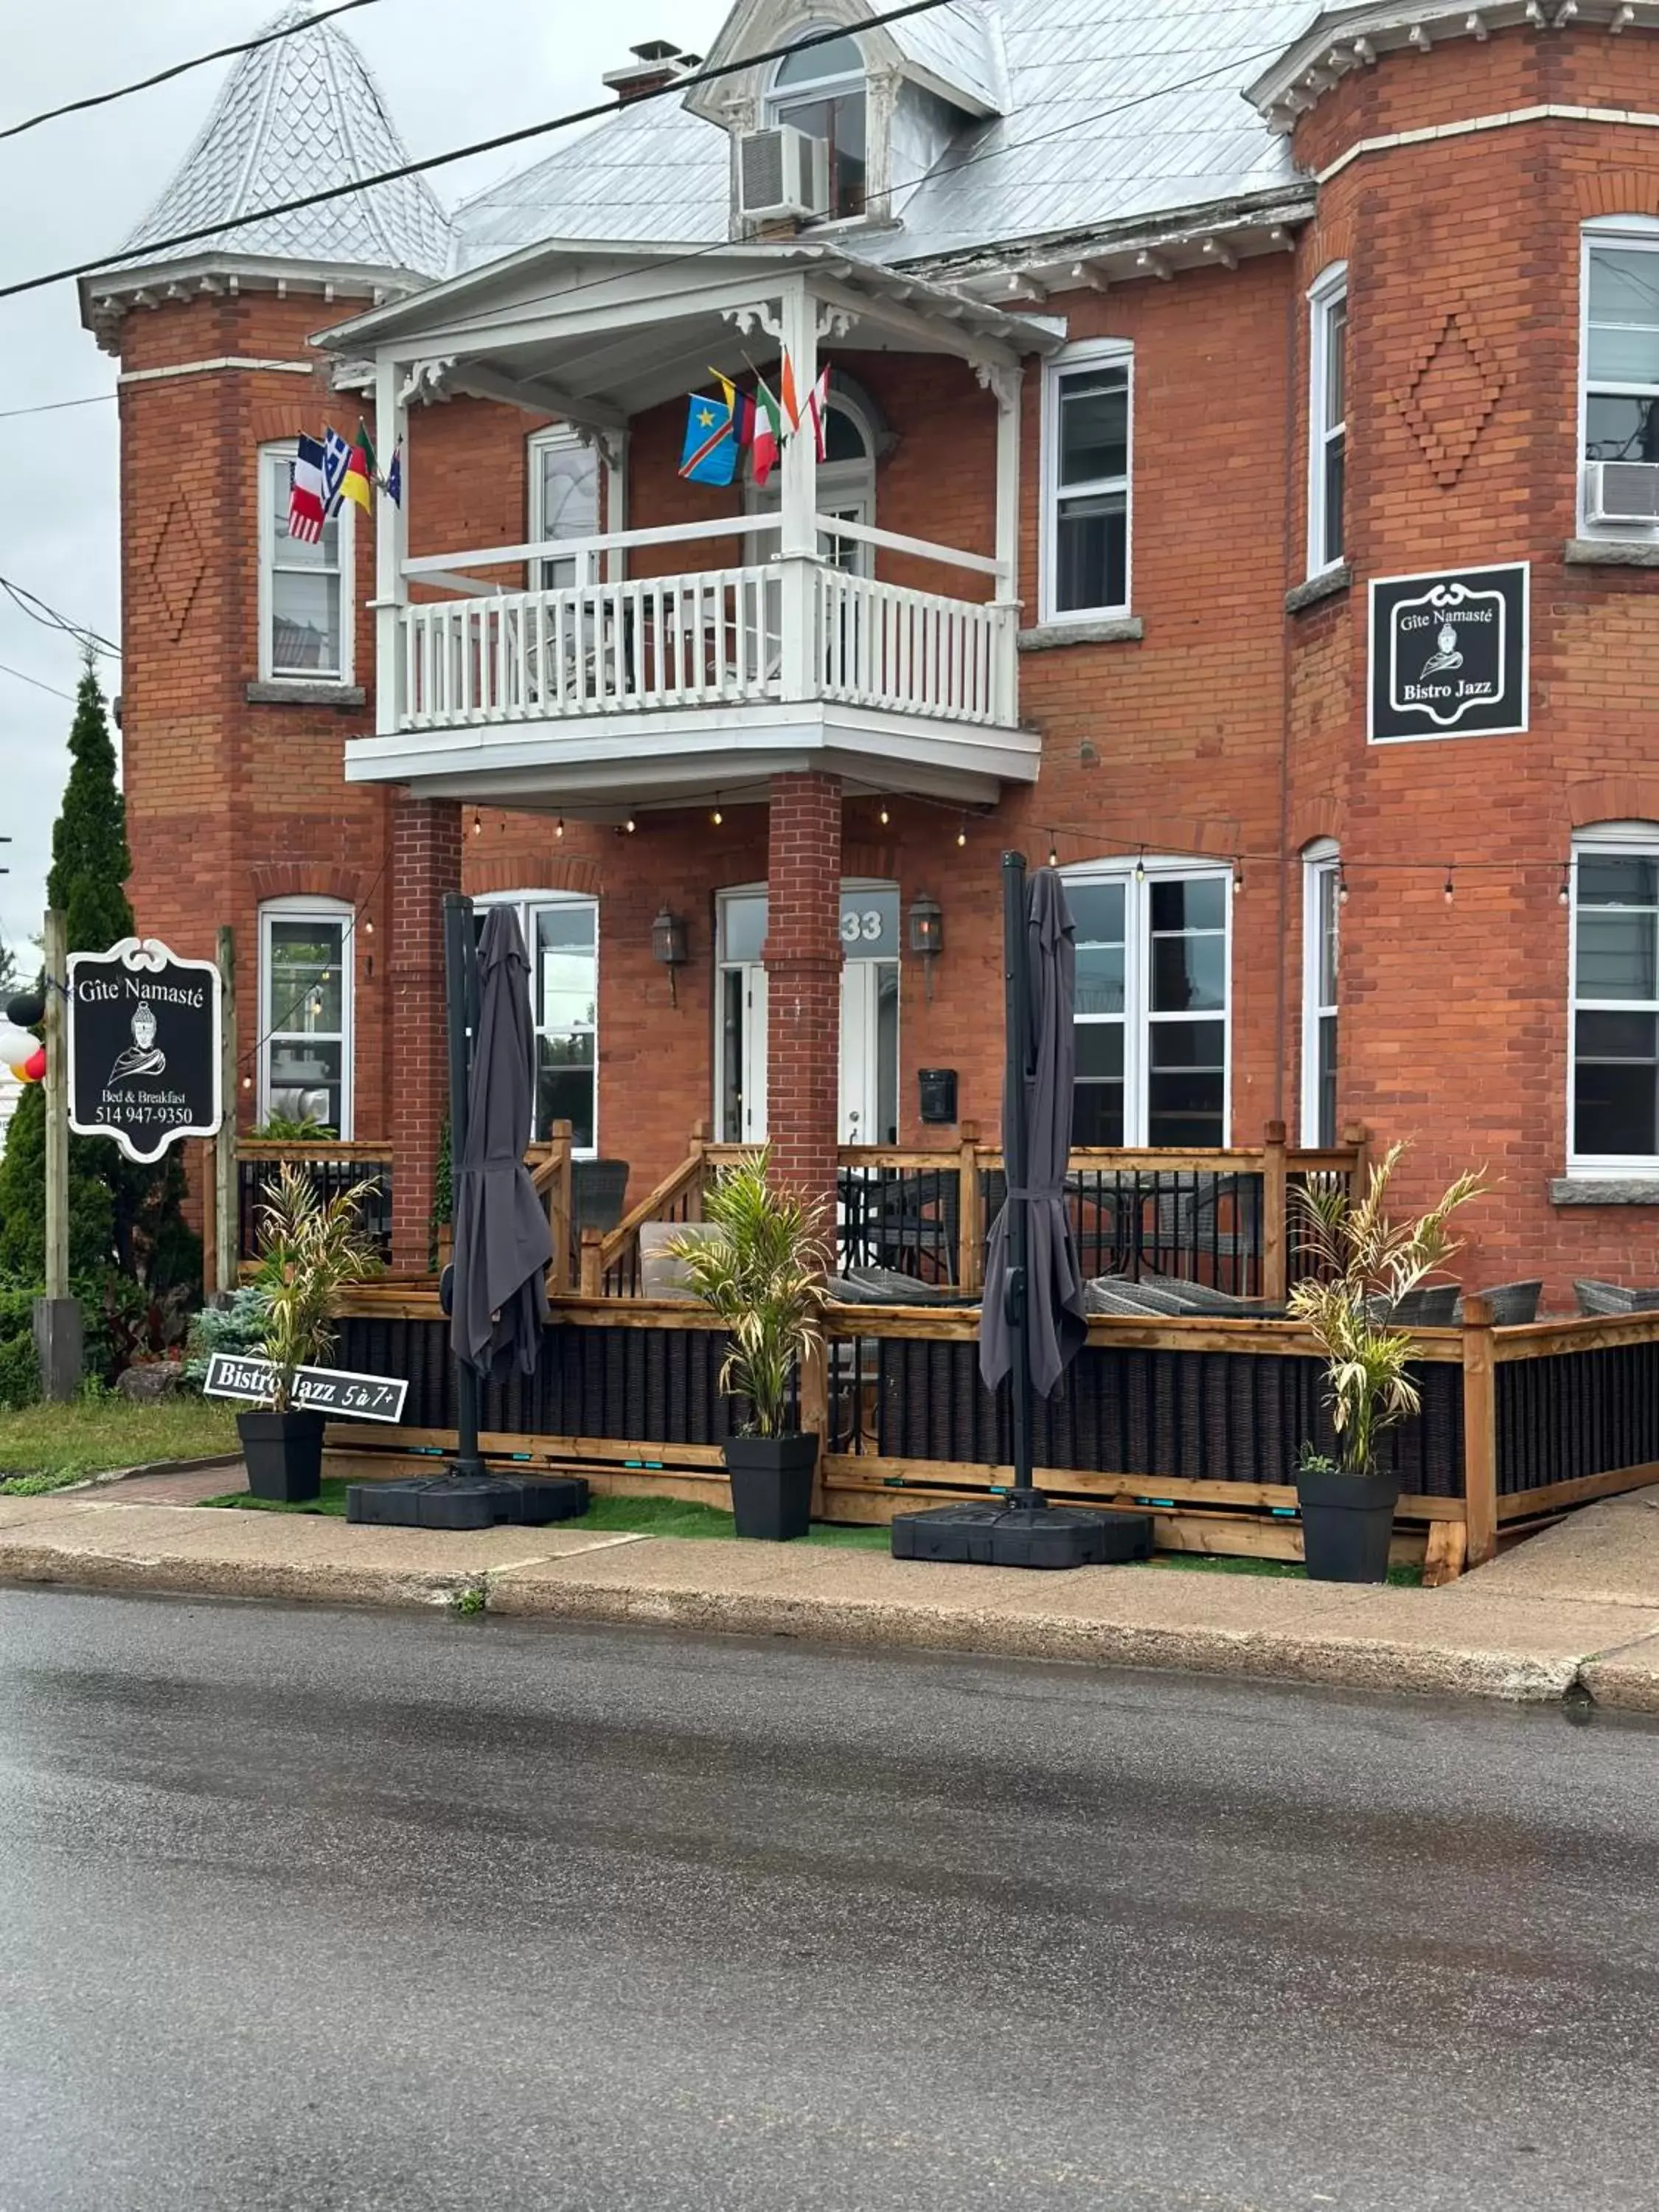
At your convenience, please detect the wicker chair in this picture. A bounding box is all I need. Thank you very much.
[1574,1279,1659,1316]
[1453,1281,1542,1326]
[1364,1284,1459,1326]
[828,1265,977,1309]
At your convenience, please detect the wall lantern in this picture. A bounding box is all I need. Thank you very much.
[652,906,689,1004]
[907,893,943,999]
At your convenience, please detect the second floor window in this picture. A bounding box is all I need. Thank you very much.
[1582,229,1659,527]
[1068,864,1230,1148]
[1309,265,1348,574]
[768,27,866,219]
[1042,344,1131,622]
[258,442,351,682]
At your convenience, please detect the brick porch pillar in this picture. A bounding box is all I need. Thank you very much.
[389,793,462,1273]
[764,770,843,1229]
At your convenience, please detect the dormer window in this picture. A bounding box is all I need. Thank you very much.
[768,27,866,219]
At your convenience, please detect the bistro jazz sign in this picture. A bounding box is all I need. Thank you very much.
[1368,563,1529,743]
[67,937,222,1163]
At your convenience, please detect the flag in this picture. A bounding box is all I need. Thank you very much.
[807,364,832,462]
[711,370,756,453]
[288,434,327,543]
[678,391,737,487]
[339,420,375,512]
[321,427,352,515]
[385,441,403,507]
[750,374,783,489]
[779,348,802,433]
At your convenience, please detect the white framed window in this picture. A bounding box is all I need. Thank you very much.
[1579,218,1659,537]
[1301,842,1340,1148]
[1065,860,1231,1147]
[1568,824,1659,1171]
[474,890,599,1152]
[1308,264,1348,575]
[258,897,353,1136]
[257,442,353,683]
[527,427,600,589]
[1040,341,1132,623]
[767,24,866,220]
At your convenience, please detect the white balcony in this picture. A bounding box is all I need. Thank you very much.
[321,238,1059,810]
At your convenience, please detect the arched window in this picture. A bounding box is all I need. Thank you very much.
[768,25,866,219]
[1569,822,1659,1168]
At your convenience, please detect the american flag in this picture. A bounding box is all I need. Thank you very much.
[287,434,327,545]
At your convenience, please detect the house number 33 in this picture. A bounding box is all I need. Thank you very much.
[840,910,883,945]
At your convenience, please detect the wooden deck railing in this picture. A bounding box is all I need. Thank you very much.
[237,1141,394,1265]
[324,1270,1659,1581]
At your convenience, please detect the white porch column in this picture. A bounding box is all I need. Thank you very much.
[600,428,627,584]
[776,277,818,702]
[981,360,1023,728]
[373,354,409,736]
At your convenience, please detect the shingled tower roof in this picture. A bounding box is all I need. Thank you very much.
[110,2,451,282]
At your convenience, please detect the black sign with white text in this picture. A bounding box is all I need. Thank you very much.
[67,936,221,1164]
[1368,563,1529,743]
[203,1353,408,1425]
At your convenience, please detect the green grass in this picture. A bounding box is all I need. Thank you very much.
[0,1391,241,1492]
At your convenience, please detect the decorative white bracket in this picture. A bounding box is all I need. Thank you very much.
[723,303,785,342]
[974,361,1023,411]
[817,304,857,341]
[575,424,627,469]
[400,357,457,406]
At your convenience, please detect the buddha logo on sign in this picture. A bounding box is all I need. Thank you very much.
[1368,563,1528,743]
[67,937,222,1164]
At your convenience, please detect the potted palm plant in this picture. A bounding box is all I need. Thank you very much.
[1287,1145,1486,1582]
[667,1150,830,1541]
[238,1162,382,1503]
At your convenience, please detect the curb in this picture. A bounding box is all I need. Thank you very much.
[1,1532,1646,1708]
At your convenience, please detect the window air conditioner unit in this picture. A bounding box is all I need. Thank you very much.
[737,125,829,222]
[1586,459,1659,526]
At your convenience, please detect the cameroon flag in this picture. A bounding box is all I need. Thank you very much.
[341,420,376,512]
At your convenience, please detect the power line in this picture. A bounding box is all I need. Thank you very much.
[0,659,74,702]
[0,576,119,658]
[0,2,1018,305]
[0,392,114,424]
[0,1,382,145]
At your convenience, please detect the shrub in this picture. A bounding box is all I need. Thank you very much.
[184,1286,268,1382]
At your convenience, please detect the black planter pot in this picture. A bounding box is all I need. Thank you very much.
[237,1409,327,1503]
[723,1432,819,1542]
[1296,1463,1400,1583]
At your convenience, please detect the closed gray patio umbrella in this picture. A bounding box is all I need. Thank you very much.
[451,904,554,1382]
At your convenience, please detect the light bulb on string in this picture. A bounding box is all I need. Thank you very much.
[1047,832,1059,868]
[1133,847,1147,885]
[363,917,373,936]
[956,821,967,848]
[625,816,636,834]
[1559,861,1571,905]
[1338,866,1350,905]
[1443,865,1455,905]
[555,816,565,840]
[1233,856,1245,897]
[879,802,890,827]
[712,801,723,827]
[471,811,482,838]
[240,1074,252,1092]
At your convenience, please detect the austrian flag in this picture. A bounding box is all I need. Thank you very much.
[287,435,328,544]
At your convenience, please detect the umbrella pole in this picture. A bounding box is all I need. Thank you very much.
[443,891,486,1482]
[1001,852,1041,1512]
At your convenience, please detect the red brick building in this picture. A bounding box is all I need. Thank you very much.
[80,0,1659,1296]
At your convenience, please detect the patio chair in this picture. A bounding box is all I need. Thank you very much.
[1453,1281,1542,1326]
[1364,1284,1459,1326]
[1132,1269,1285,1318]
[1084,1275,1194,1317]
[639,1219,716,1301]
[828,1266,978,1309]
[869,1170,960,1284]
[1573,1279,1659,1316]
[571,1158,630,1236]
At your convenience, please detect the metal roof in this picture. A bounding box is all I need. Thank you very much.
[454,1,1315,276]
[116,2,452,280]
[888,1,1007,115]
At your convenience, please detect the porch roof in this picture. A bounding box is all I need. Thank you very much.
[313,237,1063,428]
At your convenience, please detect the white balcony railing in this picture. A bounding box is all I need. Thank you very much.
[391,516,1018,735]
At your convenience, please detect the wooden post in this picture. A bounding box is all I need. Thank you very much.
[42,908,68,1303]
[213,925,238,1296]
[546,1119,573,1295]
[800,1331,830,1522]
[957,1120,984,1293]
[1343,1119,1371,1197]
[1461,1293,1499,1568]
[688,1118,709,1222]
[1262,1117,1288,1306]
[578,1227,602,1299]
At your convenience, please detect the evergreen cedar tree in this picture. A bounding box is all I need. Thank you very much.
[0,662,199,1293]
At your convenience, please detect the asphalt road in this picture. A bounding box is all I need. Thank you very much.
[1,1590,1657,2212]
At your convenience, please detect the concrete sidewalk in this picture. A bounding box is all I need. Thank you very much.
[5,1478,1659,1710]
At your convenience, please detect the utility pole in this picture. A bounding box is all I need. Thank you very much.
[35,905,81,1399]
[214,926,238,1298]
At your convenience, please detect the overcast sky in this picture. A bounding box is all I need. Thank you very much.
[0,0,731,957]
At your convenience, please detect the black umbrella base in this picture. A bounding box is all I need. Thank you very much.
[347,1475,590,1529]
[890,1500,1152,1570]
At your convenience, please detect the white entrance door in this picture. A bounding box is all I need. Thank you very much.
[719,962,768,1142]
[839,962,880,1144]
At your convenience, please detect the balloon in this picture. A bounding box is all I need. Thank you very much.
[0,1022,38,1068]
[21,1048,45,1083]
[7,1065,30,1085]
[5,992,44,1029]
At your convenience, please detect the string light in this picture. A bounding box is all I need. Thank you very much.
[241,1074,252,1091]
[1234,855,1245,897]
[712,801,723,827]
[956,821,967,848]
[1443,864,1455,904]
[363,917,373,935]
[471,810,482,837]
[879,801,890,827]
[1559,861,1571,905]
[1338,866,1349,905]
[625,816,636,833]
[555,815,565,839]
[1133,847,1147,884]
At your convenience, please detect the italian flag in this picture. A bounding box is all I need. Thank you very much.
[341,420,376,512]
[750,377,784,490]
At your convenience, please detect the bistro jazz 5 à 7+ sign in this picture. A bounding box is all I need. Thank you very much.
[67,937,222,1164]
